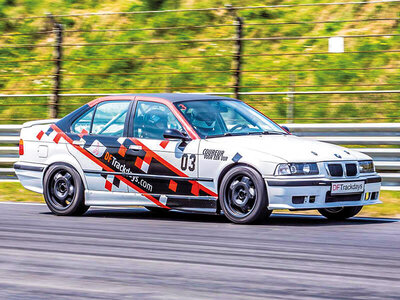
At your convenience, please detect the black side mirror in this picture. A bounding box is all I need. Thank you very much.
[163,129,191,141]
[281,125,290,133]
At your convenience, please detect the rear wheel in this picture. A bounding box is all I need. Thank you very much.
[318,206,362,220]
[43,163,89,216]
[219,165,271,224]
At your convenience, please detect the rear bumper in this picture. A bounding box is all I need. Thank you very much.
[265,175,382,210]
[14,162,46,194]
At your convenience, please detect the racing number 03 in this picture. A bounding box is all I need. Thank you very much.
[181,154,196,171]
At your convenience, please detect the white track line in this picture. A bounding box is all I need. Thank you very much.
[0,202,398,221]
[0,201,45,206]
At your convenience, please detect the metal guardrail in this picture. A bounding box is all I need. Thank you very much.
[1,123,399,190]
[0,125,21,180]
[284,123,400,190]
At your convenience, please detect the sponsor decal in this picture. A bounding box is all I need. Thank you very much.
[129,175,153,192]
[103,151,132,174]
[203,149,228,161]
[86,140,106,158]
[331,181,364,194]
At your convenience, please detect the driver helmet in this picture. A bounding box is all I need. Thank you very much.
[191,108,217,133]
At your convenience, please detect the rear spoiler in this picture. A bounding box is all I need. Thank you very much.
[22,119,60,128]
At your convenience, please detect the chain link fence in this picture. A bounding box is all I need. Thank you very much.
[0,0,399,122]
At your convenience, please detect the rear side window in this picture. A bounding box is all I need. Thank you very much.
[71,107,94,134]
[91,101,130,136]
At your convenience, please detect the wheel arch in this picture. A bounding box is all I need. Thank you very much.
[216,162,267,213]
[42,161,87,190]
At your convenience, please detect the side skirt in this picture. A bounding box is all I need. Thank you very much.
[85,190,218,212]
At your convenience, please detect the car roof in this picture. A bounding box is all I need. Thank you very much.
[115,93,237,103]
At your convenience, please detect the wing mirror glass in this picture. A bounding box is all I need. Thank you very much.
[163,129,191,141]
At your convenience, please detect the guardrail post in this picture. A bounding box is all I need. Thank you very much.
[50,22,64,119]
[226,5,243,100]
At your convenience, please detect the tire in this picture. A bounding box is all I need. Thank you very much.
[219,165,271,224]
[145,206,168,214]
[43,163,89,216]
[318,206,363,220]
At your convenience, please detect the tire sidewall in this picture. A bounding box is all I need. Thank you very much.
[219,165,269,224]
[43,163,86,216]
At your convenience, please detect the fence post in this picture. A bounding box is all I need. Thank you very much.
[226,5,243,100]
[286,73,295,123]
[50,22,63,119]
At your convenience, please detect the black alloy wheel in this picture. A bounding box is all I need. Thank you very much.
[43,163,89,216]
[219,165,271,224]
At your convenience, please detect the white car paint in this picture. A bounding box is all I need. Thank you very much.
[14,97,382,214]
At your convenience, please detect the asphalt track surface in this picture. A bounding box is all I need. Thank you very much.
[1,202,400,300]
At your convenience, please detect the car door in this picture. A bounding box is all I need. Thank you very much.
[67,100,132,193]
[124,100,200,206]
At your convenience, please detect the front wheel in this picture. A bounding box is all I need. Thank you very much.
[318,206,362,220]
[219,165,271,224]
[43,163,89,216]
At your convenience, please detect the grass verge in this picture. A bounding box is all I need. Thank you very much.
[1,182,399,218]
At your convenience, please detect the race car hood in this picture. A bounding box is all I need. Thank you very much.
[205,134,371,163]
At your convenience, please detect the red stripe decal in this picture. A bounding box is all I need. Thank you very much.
[190,181,200,196]
[51,125,170,209]
[36,131,44,140]
[88,95,136,107]
[160,140,169,149]
[169,180,177,192]
[105,180,112,192]
[135,157,144,169]
[118,144,127,157]
[53,133,62,144]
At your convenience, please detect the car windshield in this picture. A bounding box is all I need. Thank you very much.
[175,99,287,138]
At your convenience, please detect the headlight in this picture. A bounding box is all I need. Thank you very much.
[359,160,375,173]
[274,163,319,176]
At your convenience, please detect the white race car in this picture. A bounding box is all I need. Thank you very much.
[14,94,381,224]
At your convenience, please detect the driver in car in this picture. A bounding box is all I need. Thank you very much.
[190,108,219,137]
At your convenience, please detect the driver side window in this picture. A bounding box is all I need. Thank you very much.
[133,101,184,140]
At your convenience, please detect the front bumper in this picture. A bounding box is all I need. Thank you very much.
[265,175,382,210]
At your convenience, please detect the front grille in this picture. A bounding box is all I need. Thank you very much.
[325,192,362,203]
[328,164,343,177]
[345,163,357,176]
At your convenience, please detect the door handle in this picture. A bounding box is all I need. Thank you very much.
[129,145,142,151]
